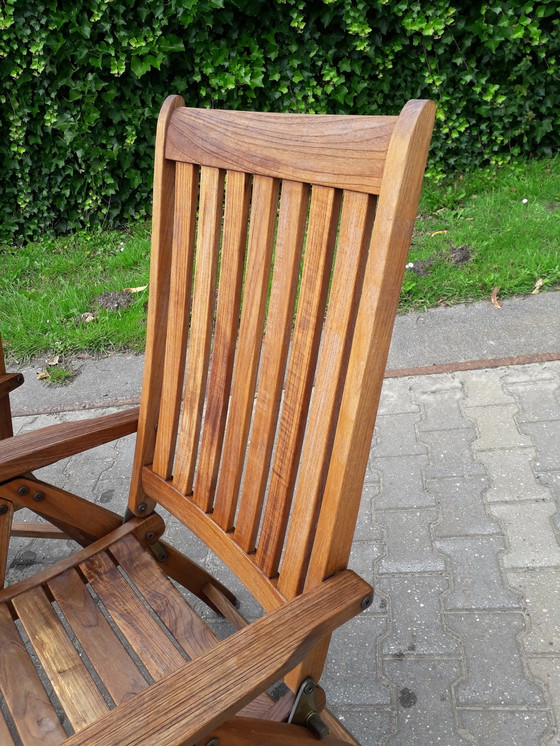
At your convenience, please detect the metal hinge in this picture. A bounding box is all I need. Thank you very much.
[288,678,329,740]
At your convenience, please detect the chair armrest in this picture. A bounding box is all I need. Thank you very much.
[0,372,24,399]
[0,408,139,482]
[65,569,372,746]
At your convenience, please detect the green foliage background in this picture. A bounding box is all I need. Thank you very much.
[1,0,558,243]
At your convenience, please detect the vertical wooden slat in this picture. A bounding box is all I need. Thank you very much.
[13,587,109,732]
[173,166,225,494]
[233,181,309,552]
[212,175,280,531]
[128,94,184,513]
[0,707,16,746]
[79,551,186,680]
[255,186,341,578]
[0,337,14,440]
[192,171,251,511]
[0,499,14,589]
[48,569,148,705]
[0,604,67,746]
[152,162,198,478]
[278,191,375,600]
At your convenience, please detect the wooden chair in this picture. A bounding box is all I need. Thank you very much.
[0,96,435,745]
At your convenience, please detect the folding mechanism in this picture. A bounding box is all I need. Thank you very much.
[0,96,435,745]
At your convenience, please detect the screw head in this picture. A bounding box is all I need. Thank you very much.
[0,505,8,515]
[361,594,373,610]
[33,491,45,502]
[137,503,147,513]
[17,485,29,496]
[145,531,155,541]
[303,680,315,695]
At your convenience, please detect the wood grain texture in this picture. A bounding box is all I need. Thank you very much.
[234,180,309,553]
[151,161,198,479]
[109,533,219,658]
[172,166,225,494]
[48,568,148,705]
[279,190,374,600]
[0,336,16,440]
[63,570,370,746]
[79,550,186,680]
[10,522,68,539]
[212,174,280,530]
[13,586,109,731]
[128,94,184,513]
[255,185,341,578]
[0,603,67,746]
[194,170,251,511]
[0,498,14,588]
[0,408,139,482]
[0,372,24,399]
[0,515,163,604]
[166,108,397,193]
[0,478,123,546]
[0,708,16,746]
[206,716,352,745]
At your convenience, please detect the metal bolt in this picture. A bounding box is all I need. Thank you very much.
[137,503,147,513]
[361,594,373,610]
[33,491,45,502]
[145,531,155,541]
[205,739,219,746]
[0,506,8,515]
[303,681,315,696]
[16,375,24,385]
[17,485,29,496]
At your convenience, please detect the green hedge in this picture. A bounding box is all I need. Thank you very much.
[1,0,558,243]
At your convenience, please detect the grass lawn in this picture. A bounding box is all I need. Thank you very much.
[1,156,558,360]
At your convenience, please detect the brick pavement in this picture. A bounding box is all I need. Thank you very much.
[5,360,560,745]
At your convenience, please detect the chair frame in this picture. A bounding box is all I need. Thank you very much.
[0,96,435,745]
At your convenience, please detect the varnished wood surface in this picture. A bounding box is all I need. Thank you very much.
[0,336,18,440]
[166,108,397,193]
[0,407,139,482]
[207,715,352,745]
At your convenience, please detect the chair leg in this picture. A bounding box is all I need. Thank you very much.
[0,498,14,589]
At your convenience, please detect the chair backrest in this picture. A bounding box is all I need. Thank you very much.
[129,96,435,616]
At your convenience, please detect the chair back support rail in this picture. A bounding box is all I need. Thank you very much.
[128,96,435,686]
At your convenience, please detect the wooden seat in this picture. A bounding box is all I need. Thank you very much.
[0,96,435,745]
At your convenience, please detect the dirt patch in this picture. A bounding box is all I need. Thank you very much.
[449,244,471,265]
[409,258,434,277]
[93,291,134,311]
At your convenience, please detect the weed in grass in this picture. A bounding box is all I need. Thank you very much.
[44,365,77,385]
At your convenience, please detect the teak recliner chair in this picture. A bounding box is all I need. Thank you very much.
[0,96,435,745]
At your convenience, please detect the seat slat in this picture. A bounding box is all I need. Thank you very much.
[255,186,341,577]
[109,534,219,658]
[12,587,109,732]
[278,191,375,599]
[79,551,186,680]
[0,604,66,746]
[0,707,16,746]
[234,180,309,553]
[212,175,280,530]
[152,162,198,479]
[172,166,225,493]
[48,569,148,706]
[194,170,251,512]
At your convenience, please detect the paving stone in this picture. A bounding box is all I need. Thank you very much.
[447,611,545,706]
[519,420,560,472]
[373,412,428,459]
[470,403,532,451]
[427,476,498,538]
[378,378,420,416]
[527,657,560,744]
[459,709,551,746]
[420,430,486,480]
[378,574,460,656]
[507,380,560,423]
[323,615,391,706]
[436,536,520,610]
[502,365,558,386]
[414,382,475,433]
[376,509,445,574]
[330,707,393,746]
[354,485,378,541]
[382,659,471,746]
[507,569,560,654]
[477,447,551,503]
[537,471,560,501]
[461,369,516,408]
[12,414,38,435]
[372,455,434,509]
[348,540,381,589]
[489,502,560,568]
